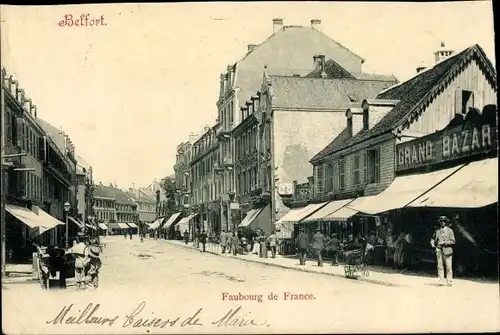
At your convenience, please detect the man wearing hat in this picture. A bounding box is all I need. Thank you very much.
[326,233,340,266]
[84,246,102,288]
[312,228,327,267]
[431,216,456,286]
[295,228,308,265]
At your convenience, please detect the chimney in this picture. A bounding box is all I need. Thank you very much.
[25,98,32,114]
[311,19,322,31]
[416,64,427,74]
[247,44,258,53]
[313,55,326,77]
[18,88,25,104]
[31,105,37,118]
[189,132,197,143]
[273,18,283,33]
[434,42,454,64]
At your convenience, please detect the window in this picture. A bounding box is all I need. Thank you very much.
[367,148,380,183]
[347,117,353,135]
[325,163,334,193]
[253,166,258,189]
[353,155,361,186]
[363,109,369,130]
[315,165,324,195]
[455,89,475,115]
[338,159,345,191]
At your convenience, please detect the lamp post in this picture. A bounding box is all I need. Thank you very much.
[64,201,70,248]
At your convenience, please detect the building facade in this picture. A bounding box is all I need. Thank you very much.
[2,67,82,260]
[173,139,193,210]
[213,18,370,232]
[126,187,156,223]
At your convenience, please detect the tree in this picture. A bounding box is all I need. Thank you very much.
[160,176,177,216]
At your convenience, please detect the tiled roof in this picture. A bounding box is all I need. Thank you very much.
[233,25,366,108]
[311,44,496,162]
[269,76,396,110]
[305,59,356,79]
[94,185,136,206]
[350,72,400,82]
[35,118,66,153]
[310,127,351,162]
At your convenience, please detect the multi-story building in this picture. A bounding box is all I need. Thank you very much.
[306,43,496,242]
[213,18,392,232]
[173,138,194,209]
[125,186,156,223]
[93,183,139,233]
[190,125,220,234]
[233,55,396,233]
[2,68,82,261]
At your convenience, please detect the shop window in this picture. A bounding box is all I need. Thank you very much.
[353,155,361,186]
[338,159,345,191]
[367,148,380,183]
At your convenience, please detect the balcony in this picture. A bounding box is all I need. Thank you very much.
[215,124,231,141]
[213,163,225,176]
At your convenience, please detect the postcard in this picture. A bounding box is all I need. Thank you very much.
[1,2,498,334]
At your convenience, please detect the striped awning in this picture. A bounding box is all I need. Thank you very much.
[117,222,130,229]
[98,223,109,230]
[163,212,181,229]
[127,222,139,228]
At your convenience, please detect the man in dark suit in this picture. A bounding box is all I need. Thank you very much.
[295,228,308,265]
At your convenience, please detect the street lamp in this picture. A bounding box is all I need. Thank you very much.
[64,201,70,248]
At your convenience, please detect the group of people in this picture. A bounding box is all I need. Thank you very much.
[72,237,102,289]
[295,228,341,267]
[217,230,279,258]
[122,229,134,239]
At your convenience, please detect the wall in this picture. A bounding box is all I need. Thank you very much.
[273,110,346,186]
[405,58,497,135]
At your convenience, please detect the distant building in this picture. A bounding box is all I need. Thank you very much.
[93,183,138,228]
[125,186,156,223]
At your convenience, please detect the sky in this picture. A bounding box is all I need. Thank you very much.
[1,2,495,189]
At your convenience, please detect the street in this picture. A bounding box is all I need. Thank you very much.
[2,236,499,334]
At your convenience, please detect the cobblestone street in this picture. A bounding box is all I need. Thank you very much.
[2,236,499,334]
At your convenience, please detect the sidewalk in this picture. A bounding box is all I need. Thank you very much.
[163,239,498,289]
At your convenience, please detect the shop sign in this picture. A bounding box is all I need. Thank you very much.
[396,123,496,172]
[277,182,294,195]
[230,202,240,210]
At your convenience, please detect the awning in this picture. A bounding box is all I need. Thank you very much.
[276,202,328,224]
[149,218,164,229]
[239,205,272,231]
[117,223,130,229]
[86,223,97,230]
[323,206,359,221]
[5,204,43,229]
[239,208,265,228]
[68,216,85,229]
[127,222,139,228]
[348,164,464,214]
[408,158,498,208]
[302,199,355,222]
[163,212,181,229]
[107,222,120,229]
[31,206,66,228]
[98,223,109,230]
[275,207,307,225]
[177,215,193,226]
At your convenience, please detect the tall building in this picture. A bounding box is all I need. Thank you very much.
[213,18,395,232]
[93,183,138,233]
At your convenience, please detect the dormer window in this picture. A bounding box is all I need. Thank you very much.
[347,116,353,135]
[363,109,369,130]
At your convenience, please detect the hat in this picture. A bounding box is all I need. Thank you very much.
[316,228,321,232]
[88,246,100,258]
[437,216,450,224]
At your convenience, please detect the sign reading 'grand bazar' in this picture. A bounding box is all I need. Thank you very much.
[396,122,497,172]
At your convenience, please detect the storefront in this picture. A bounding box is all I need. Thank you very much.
[347,112,498,275]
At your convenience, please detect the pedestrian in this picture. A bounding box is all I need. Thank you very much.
[129,229,132,240]
[252,234,260,255]
[431,216,456,286]
[84,246,102,289]
[295,228,308,265]
[326,233,340,266]
[219,230,228,253]
[123,229,127,239]
[199,230,207,252]
[183,229,189,245]
[267,232,278,258]
[231,232,240,256]
[312,228,326,267]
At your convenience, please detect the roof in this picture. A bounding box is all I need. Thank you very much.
[310,127,351,162]
[94,185,136,206]
[232,25,366,108]
[269,76,396,110]
[305,59,356,79]
[35,118,66,154]
[311,44,497,162]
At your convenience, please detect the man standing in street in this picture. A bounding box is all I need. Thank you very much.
[199,230,207,252]
[312,228,326,267]
[431,216,456,286]
[220,230,228,254]
[183,229,189,244]
[267,231,278,258]
[326,233,340,266]
[295,228,308,265]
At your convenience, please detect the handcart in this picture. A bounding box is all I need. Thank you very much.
[343,248,369,278]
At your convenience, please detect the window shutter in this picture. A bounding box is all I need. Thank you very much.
[16,117,24,150]
[18,169,26,197]
[454,89,463,115]
[38,136,47,162]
